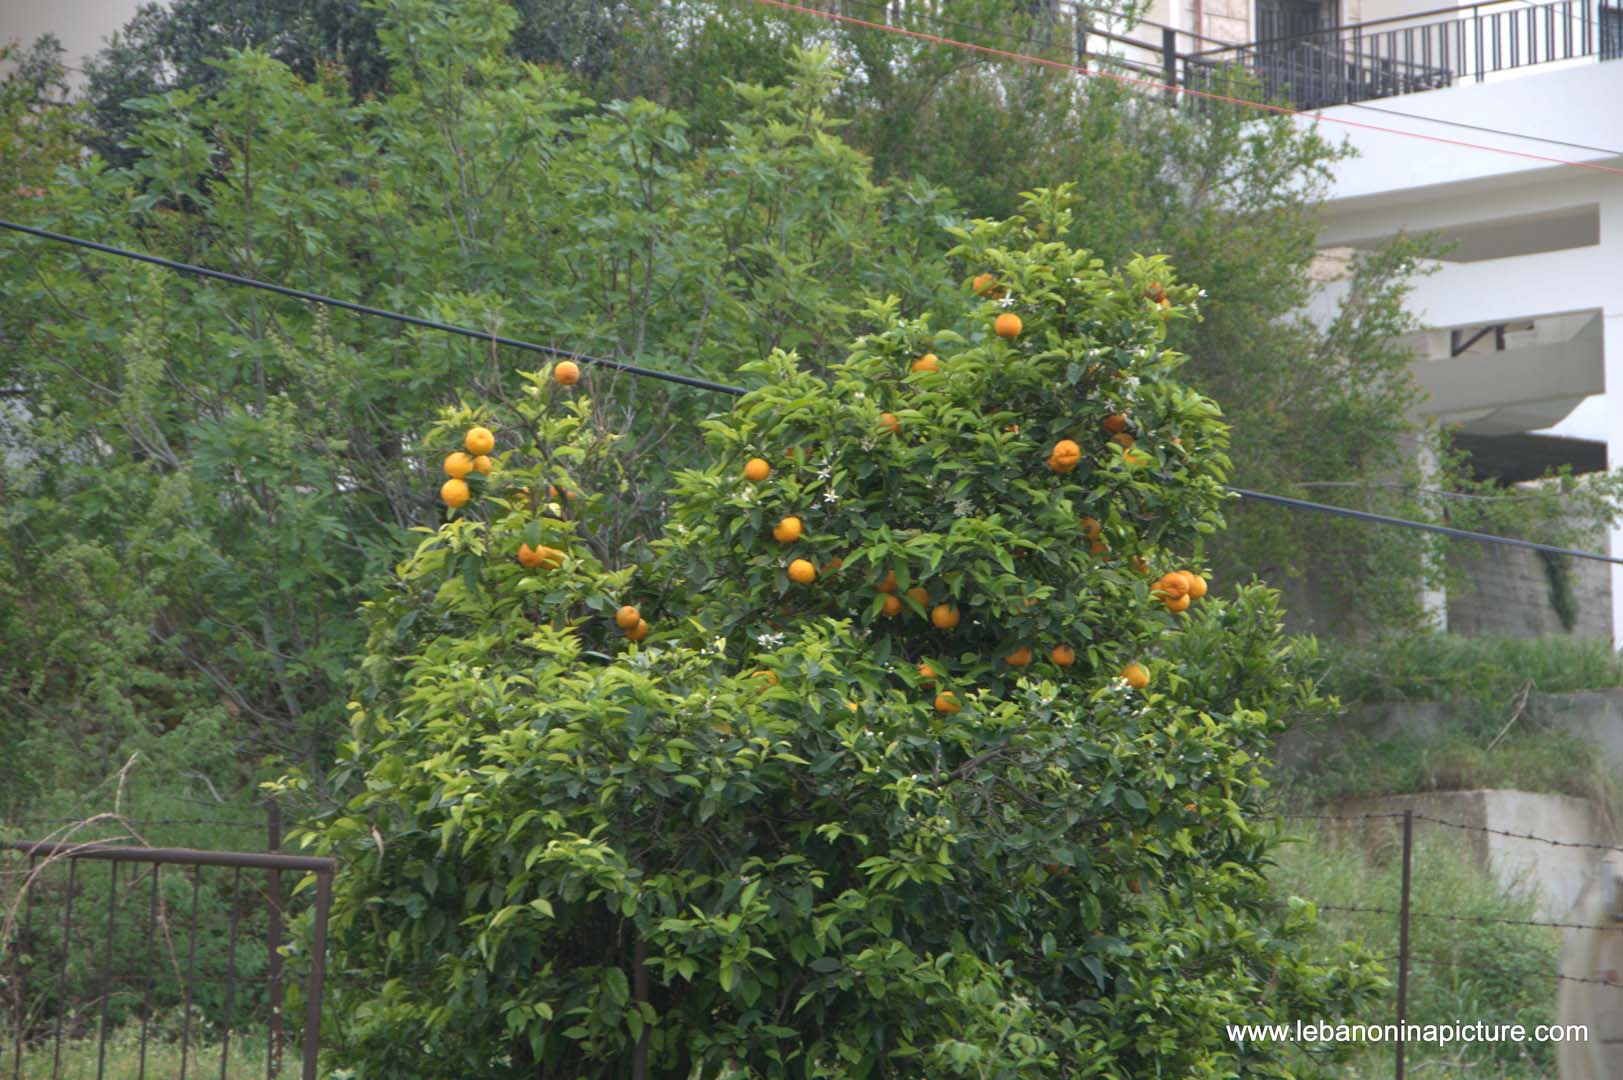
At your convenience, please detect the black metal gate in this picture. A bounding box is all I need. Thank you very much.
[2,842,334,1080]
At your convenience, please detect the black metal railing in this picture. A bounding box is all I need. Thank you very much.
[2,841,334,1080]
[1185,0,1622,109]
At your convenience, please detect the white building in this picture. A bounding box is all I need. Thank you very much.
[0,0,149,86]
[1070,0,1622,642]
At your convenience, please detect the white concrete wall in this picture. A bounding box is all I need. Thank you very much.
[1303,60,1623,204]
[1299,58,1623,644]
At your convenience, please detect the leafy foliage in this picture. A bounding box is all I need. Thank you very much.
[0,3,955,782]
[284,192,1381,1077]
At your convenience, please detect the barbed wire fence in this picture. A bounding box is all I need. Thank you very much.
[1269,808,1623,1077]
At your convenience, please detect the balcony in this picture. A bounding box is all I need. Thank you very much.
[1180,0,1623,108]
[1058,0,1621,109]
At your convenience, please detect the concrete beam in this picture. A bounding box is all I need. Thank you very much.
[1411,334,1603,416]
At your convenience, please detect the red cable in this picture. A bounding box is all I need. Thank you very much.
[751,0,1623,177]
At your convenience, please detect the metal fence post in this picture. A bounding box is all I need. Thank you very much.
[1162,27,1178,103]
[1396,809,1413,1080]
[267,799,284,1078]
[303,869,333,1080]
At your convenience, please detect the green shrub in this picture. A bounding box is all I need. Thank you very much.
[283,190,1382,1077]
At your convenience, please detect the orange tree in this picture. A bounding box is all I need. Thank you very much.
[285,189,1380,1077]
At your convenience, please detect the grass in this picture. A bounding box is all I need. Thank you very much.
[1277,631,1623,820]
[11,1023,269,1078]
[1319,632,1623,712]
[1269,826,1563,1080]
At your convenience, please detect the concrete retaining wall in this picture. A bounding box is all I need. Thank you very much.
[1325,789,1612,921]
[1280,689,1623,773]
[1446,537,1612,640]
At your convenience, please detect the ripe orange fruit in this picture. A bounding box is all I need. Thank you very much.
[1048,439,1081,473]
[1188,573,1208,599]
[994,312,1022,339]
[930,603,961,630]
[1050,644,1076,666]
[880,594,902,617]
[444,452,475,479]
[441,478,471,508]
[1089,539,1110,556]
[472,455,493,475]
[1122,662,1150,690]
[971,272,997,296]
[1111,433,1135,449]
[876,570,898,594]
[934,692,961,715]
[1145,283,1166,303]
[846,701,860,713]
[615,605,641,631]
[464,427,495,455]
[1123,448,1152,468]
[627,618,649,642]
[1102,412,1128,434]
[554,360,581,386]
[917,662,937,685]
[1080,516,1102,540]
[1164,594,1191,613]
[1152,574,1188,601]
[905,586,929,611]
[1130,556,1151,575]
[751,669,779,687]
[744,457,771,482]
[518,544,564,569]
[879,412,901,435]
[1127,876,1143,894]
[787,558,817,584]
[823,556,844,574]
[911,353,940,373]
[772,516,804,544]
[1005,646,1032,668]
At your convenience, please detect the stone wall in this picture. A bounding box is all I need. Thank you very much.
[1267,520,1612,643]
[1445,530,1613,640]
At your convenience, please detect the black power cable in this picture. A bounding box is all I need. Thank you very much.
[0,220,743,397]
[4,218,1620,566]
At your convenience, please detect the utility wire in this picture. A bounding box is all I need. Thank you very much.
[1231,488,1623,565]
[749,0,1623,176]
[1346,100,1623,158]
[0,220,743,397]
[5,218,1621,566]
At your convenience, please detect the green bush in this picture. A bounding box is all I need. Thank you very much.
[283,191,1382,1077]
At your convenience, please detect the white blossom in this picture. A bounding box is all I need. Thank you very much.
[997,295,1017,308]
[823,488,839,504]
